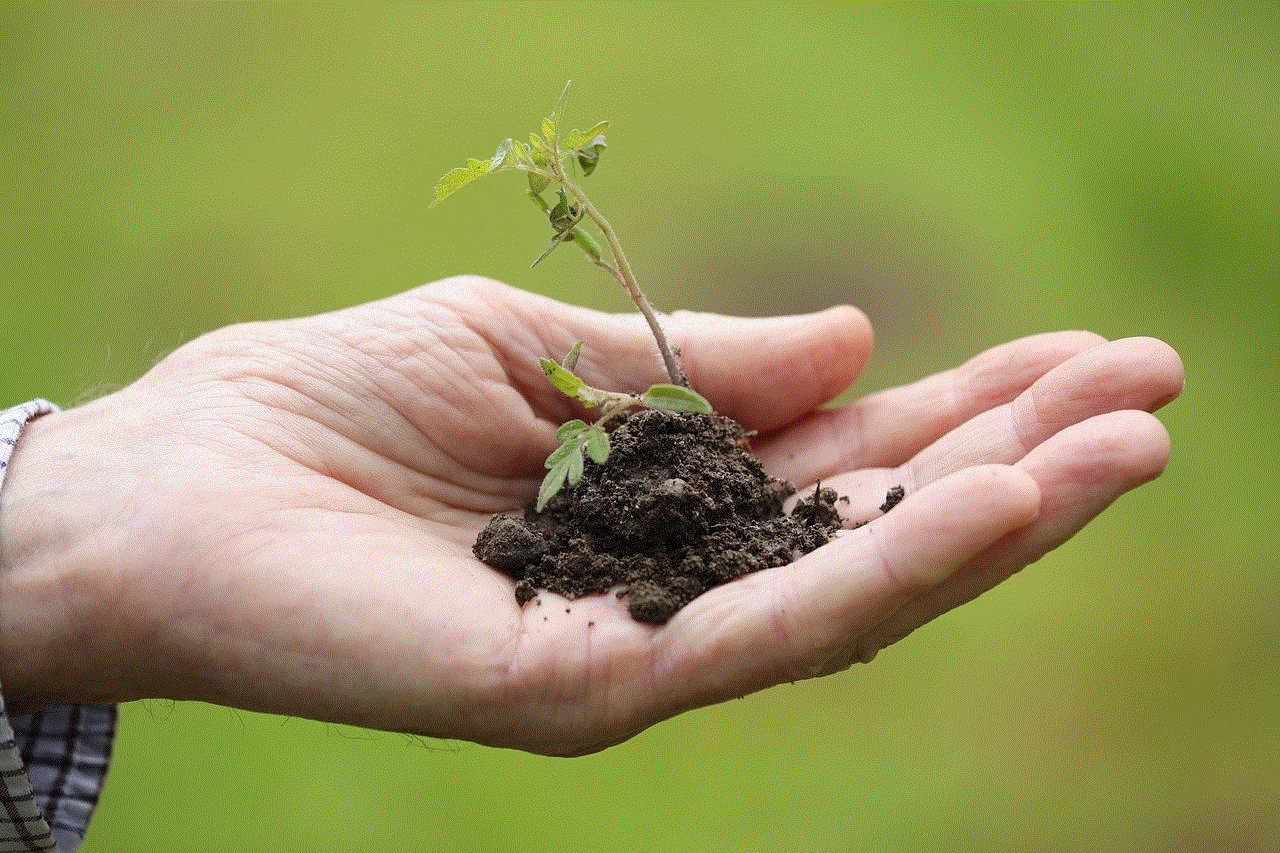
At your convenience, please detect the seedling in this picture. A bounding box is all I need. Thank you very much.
[432,82,712,509]
[535,341,711,509]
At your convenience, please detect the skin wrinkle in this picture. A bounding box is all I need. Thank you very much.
[213,315,458,502]
[176,365,517,521]
[835,400,868,473]
[761,563,809,682]
[656,592,736,706]
[302,318,474,475]
[935,359,968,467]
[867,514,912,599]
[358,306,542,502]
[455,283,553,374]
[446,284,584,427]
[253,317,531,510]
[1010,378,1044,458]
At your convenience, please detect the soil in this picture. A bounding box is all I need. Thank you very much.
[474,409,896,624]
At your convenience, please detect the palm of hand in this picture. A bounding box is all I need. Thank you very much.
[111,278,1179,755]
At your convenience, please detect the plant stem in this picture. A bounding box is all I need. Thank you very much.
[571,188,686,386]
[547,168,687,387]
[527,158,687,387]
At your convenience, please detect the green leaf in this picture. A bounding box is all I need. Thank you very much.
[537,455,572,511]
[541,117,557,146]
[511,142,534,167]
[642,384,713,413]
[563,121,609,151]
[539,357,588,399]
[429,158,492,208]
[526,141,551,193]
[584,427,610,464]
[530,228,574,268]
[566,445,584,485]
[532,189,583,267]
[544,438,579,469]
[569,226,604,261]
[547,188,578,232]
[575,134,607,176]
[490,138,514,170]
[561,341,583,371]
[556,419,588,441]
[529,132,548,154]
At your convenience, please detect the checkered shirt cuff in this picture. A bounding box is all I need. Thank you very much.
[1,401,117,852]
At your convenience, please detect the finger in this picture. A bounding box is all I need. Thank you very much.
[855,410,1172,661]
[586,304,873,433]
[657,465,1040,706]
[758,330,1107,484]
[903,337,1184,488]
[670,305,874,433]
[799,336,1184,523]
[438,277,874,434]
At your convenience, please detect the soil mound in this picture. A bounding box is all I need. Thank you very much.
[474,409,848,623]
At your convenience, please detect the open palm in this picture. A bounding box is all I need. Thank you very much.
[10,277,1180,755]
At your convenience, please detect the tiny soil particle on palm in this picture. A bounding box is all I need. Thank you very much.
[475,409,890,624]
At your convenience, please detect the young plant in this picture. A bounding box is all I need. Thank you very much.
[536,341,710,510]
[432,83,712,510]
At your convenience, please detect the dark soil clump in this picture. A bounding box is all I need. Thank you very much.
[474,409,853,624]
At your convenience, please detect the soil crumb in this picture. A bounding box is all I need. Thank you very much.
[475,410,896,624]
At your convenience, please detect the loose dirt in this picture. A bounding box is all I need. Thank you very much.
[475,409,895,623]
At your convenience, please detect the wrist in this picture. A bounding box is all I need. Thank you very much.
[0,396,141,711]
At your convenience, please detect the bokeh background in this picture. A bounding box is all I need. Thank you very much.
[3,3,1277,851]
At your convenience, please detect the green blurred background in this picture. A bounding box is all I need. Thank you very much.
[3,2,1276,851]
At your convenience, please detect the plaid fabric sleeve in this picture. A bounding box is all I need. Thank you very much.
[1,400,117,853]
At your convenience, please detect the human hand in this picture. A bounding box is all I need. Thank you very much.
[0,277,1182,754]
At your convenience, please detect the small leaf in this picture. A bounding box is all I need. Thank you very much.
[541,117,557,146]
[566,446,584,485]
[536,458,571,511]
[569,226,604,261]
[547,188,579,232]
[539,357,588,398]
[544,438,579,469]
[585,427,610,464]
[556,419,588,441]
[511,142,534,166]
[527,190,550,212]
[530,229,574,268]
[563,121,609,151]
[642,384,713,413]
[575,134,607,176]
[561,341,583,371]
[529,132,548,153]
[526,143,551,193]
[490,138,514,170]
[429,158,492,207]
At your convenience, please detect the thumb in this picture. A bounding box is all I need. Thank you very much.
[596,305,872,434]
[412,277,873,435]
